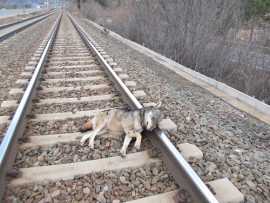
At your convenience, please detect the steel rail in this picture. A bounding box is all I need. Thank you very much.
[0,12,56,42]
[68,12,219,203]
[0,12,62,201]
[0,12,53,30]
[67,13,142,110]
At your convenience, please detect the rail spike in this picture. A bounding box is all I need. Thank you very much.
[206,183,217,195]
[32,98,40,103]
[26,113,36,119]
[18,136,30,143]
[148,147,162,158]
[6,168,21,179]
[174,189,191,203]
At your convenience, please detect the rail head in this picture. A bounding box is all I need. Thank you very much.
[67,12,219,203]
[67,13,142,110]
[0,12,63,202]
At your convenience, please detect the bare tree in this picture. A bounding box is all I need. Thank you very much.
[81,0,102,21]
[81,0,270,104]
[110,1,243,76]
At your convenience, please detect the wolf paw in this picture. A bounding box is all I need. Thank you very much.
[120,150,126,158]
[134,144,141,150]
[120,152,126,158]
[89,143,94,149]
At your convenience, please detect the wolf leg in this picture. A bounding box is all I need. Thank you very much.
[134,133,142,150]
[88,128,107,148]
[80,131,93,146]
[120,135,132,158]
[87,118,108,148]
[80,128,106,147]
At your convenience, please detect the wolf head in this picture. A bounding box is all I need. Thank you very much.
[143,102,164,131]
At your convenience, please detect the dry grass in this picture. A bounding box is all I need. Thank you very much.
[79,0,270,105]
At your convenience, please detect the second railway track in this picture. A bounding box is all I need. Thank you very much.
[0,11,55,42]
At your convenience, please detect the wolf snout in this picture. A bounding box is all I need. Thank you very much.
[146,126,155,131]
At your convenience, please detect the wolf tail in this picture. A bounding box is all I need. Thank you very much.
[79,120,93,132]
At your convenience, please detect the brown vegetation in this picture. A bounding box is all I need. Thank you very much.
[79,0,270,105]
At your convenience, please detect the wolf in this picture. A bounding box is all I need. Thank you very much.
[79,102,164,157]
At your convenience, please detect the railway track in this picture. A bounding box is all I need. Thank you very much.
[0,11,55,42]
[0,11,236,203]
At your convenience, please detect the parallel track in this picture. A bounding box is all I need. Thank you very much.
[0,12,51,30]
[0,12,55,42]
[0,12,218,203]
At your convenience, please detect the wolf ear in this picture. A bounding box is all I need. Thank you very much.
[158,111,164,123]
[155,101,162,108]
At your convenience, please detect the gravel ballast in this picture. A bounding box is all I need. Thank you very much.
[3,162,179,203]
[74,16,270,202]
[0,12,270,202]
[0,13,60,142]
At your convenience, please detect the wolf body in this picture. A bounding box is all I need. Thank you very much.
[79,102,164,157]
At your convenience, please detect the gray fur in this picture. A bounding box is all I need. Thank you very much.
[79,102,164,158]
